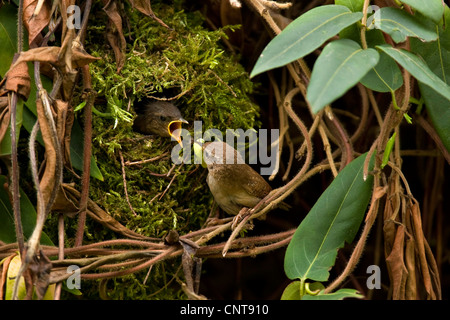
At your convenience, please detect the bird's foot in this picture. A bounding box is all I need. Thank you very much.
[231,207,253,230]
[205,217,231,227]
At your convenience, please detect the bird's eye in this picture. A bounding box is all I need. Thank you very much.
[159,115,167,122]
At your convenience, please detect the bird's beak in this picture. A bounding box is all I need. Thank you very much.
[168,118,188,147]
[193,139,207,168]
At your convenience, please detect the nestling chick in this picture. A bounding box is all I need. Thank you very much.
[133,100,188,144]
[202,141,272,216]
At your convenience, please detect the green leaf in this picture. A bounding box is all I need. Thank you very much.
[0,4,17,77]
[399,0,444,23]
[284,153,374,282]
[0,175,54,246]
[338,12,404,92]
[410,6,450,152]
[359,30,404,92]
[281,281,325,300]
[360,49,404,92]
[250,5,363,77]
[302,289,364,300]
[335,0,364,13]
[369,7,438,43]
[281,281,302,300]
[377,44,450,102]
[307,39,379,113]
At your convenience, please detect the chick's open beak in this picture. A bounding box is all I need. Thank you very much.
[168,118,188,146]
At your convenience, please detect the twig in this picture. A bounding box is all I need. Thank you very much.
[18,0,24,52]
[119,150,138,216]
[350,84,370,143]
[75,67,96,247]
[208,70,237,97]
[159,164,182,200]
[296,114,320,159]
[363,138,378,181]
[326,111,354,168]
[222,213,251,256]
[267,72,285,181]
[319,124,338,177]
[248,87,314,220]
[9,92,24,255]
[53,214,65,300]
[75,0,92,43]
[367,88,383,127]
[200,229,295,258]
[125,152,169,165]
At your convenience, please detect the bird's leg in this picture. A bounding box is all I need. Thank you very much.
[204,202,223,227]
[231,207,251,230]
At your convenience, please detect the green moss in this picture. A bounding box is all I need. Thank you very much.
[86,1,259,132]
[74,0,260,299]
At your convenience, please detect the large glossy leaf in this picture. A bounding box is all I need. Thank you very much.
[370,7,438,43]
[377,44,450,102]
[284,153,374,282]
[0,175,53,246]
[307,39,379,113]
[359,30,404,92]
[250,5,363,77]
[399,0,444,23]
[335,0,364,13]
[410,6,450,151]
[336,3,404,92]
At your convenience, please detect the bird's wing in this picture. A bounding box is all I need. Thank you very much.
[239,165,272,200]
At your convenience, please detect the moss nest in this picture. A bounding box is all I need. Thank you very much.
[73,0,260,299]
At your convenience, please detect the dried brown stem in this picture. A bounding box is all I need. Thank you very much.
[74,68,96,247]
[118,150,138,216]
[9,92,24,255]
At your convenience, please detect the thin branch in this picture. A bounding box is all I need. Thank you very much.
[9,92,24,255]
[74,67,96,247]
[118,150,138,216]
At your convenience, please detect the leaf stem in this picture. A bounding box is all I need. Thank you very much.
[390,89,400,110]
[299,278,305,299]
[360,0,371,50]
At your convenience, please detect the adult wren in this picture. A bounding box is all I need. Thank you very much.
[202,141,273,217]
[133,100,188,145]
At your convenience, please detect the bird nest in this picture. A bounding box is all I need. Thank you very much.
[0,0,283,300]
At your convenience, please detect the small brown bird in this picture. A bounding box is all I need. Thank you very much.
[133,100,188,144]
[202,141,273,216]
